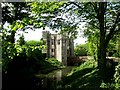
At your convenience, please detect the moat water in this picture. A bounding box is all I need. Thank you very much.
[34,66,76,89]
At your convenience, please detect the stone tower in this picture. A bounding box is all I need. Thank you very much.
[42,31,74,66]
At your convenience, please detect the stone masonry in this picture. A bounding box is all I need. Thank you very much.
[42,31,74,66]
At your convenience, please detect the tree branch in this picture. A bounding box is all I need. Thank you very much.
[90,2,99,19]
[105,11,120,46]
[68,2,82,8]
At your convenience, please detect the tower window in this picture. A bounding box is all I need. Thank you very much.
[51,49,54,52]
[58,40,60,44]
[51,39,54,45]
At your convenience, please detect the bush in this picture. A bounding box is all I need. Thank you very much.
[46,58,63,67]
[2,42,17,72]
[2,42,44,73]
[26,46,43,60]
[38,58,64,71]
[74,44,88,56]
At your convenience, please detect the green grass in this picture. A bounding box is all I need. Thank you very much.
[56,59,102,90]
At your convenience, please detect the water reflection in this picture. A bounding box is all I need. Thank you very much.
[35,66,75,89]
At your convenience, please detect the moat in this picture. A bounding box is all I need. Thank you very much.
[34,66,76,89]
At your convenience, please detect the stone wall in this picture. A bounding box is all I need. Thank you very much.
[42,31,74,66]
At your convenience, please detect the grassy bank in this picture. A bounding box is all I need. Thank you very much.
[55,59,102,90]
[55,59,120,90]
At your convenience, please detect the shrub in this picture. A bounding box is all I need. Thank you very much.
[2,42,44,73]
[74,44,88,56]
[26,46,43,60]
[46,58,63,67]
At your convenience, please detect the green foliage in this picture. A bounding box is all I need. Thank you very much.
[60,25,78,39]
[26,46,43,60]
[57,60,101,89]
[2,2,31,44]
[74,44,88,56]
[87,41,98,60]
[46,58,63,67]
[99,63,120,90]
[2,26,61,74]
[69,59,97,75]
[2,2,30,24]
[2,27,44,73]
[37,58,63,71]
[107,40,116,52]
[18,34,25,46]
[25,40,41,46]
[106,34,120,57]
[2,42,43,73]
[114,63,120,89]
[100,81,114,89]
[2,2,120,89]
[25,39,45,46]
[2,42,17,72]
[30,2,64,14]
[84,28,100,60]
[113,35,120,57]
[26,2,65,29]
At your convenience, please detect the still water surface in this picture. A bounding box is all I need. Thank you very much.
[35,66,75,89]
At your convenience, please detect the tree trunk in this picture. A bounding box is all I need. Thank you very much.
[97,2,107,81]
[98,34,107,81]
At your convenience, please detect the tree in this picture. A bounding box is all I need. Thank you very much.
[23,2,120,80]
[2,2,31,74]
[84,26,100,61]
[76,2,119,81]
[25,40,42,46]
[29,2,80,39]
[74,44,88,56]
[61,2,119,81]
[2,2,30,43]
[87,2,119,81]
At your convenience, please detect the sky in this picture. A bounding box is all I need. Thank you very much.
[15,27,87,46]
[4,22,87,46]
